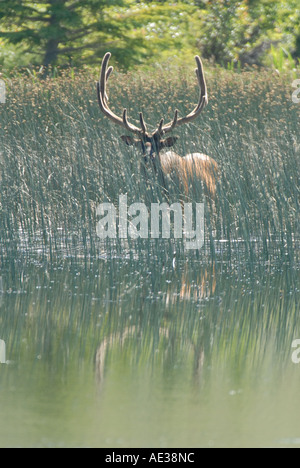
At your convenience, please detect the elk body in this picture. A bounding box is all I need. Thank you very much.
[97,53,218,199]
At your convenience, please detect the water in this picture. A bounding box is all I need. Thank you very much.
[0,249,299,448]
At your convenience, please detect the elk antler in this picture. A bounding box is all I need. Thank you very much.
[97,53,207,137]
[156,56,208,135]
[97,52,146,134]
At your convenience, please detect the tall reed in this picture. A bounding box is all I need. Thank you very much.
[0,65,299,264]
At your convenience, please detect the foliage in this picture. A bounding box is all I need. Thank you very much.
[0,0,145,70]
[0,1,299,71]
[196,0,300,66]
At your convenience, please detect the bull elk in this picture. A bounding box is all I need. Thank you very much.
[97,52,218,198]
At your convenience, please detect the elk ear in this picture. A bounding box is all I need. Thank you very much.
[160,136,178,149]
[121,135,141,147]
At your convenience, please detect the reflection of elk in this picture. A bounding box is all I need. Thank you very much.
[97,53,218,198]
[95,265,216,388]
[166,265,216,305]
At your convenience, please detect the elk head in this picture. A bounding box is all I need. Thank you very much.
[97,52,208,166]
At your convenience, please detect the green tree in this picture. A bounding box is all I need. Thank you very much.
[197,0,300,66]
[0,0,299,71]
[0,0,143,69]
[197,0,261,64]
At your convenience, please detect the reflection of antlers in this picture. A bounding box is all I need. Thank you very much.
[94,326,207,391]
[95,327,136,387]
[95,327,170,389]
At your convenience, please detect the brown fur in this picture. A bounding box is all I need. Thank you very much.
[160,151,218,199]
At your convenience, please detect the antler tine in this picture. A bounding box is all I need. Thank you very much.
[98,52,110,106]
[158,56,208,135]
[194,55,208,109]
[169,109,178,130]
[157,118,164,134]
[106,65,113,81]
[104,65,113,104]
[97,52,143,134]
[139,112,147,133]
[122,109,144,133]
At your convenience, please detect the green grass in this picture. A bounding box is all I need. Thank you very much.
[0,64,299,264]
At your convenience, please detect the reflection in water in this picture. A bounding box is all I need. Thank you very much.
[94,264,217,389]
[0,255,299,447]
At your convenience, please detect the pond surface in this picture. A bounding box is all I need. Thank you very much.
[0,249,299,448]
